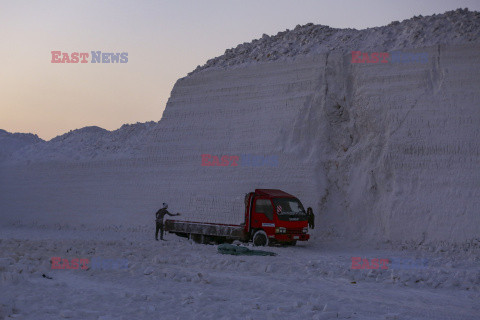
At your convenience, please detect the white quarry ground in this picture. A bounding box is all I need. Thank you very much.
[0,225,478,320]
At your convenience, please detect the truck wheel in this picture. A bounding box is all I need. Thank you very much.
[190,234,203,244]
[253,230,269,247]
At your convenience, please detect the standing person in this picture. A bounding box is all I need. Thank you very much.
[307,207,315,229]
[155,203,180,241]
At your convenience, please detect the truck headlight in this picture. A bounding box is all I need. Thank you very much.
[275,227,286,234]
[303,227,308,233]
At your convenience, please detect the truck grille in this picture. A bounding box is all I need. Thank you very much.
[286,228,304,234]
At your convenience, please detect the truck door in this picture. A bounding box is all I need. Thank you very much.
[253,197,275,230]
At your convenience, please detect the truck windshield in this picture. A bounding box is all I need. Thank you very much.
[272,198,307,221]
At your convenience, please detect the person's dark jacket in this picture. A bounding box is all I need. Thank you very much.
[307,207,315,229]
[155,208,176,224]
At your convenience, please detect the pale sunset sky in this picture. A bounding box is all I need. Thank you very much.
[1,0,478,140]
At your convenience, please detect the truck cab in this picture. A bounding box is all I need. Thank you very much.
[245,189,310,246]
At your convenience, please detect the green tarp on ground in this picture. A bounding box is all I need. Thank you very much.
[217,243,276,256]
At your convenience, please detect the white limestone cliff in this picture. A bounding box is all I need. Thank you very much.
[1,10,479,246]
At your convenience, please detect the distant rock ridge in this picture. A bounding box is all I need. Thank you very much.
[1,122,157,162]
[0,129,44,161]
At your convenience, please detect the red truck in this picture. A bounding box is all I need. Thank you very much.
[165,189,310,246]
